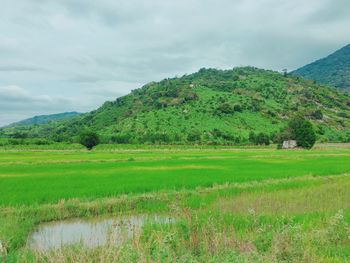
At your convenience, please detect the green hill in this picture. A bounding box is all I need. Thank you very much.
[2,67,350,144]
[2,112,81,128]
[293,44,350,90]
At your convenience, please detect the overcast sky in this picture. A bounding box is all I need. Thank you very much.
[1,0,350,126]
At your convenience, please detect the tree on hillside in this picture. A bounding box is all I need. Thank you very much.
[233,104,243,112]
[79,131,99,150]
[217,102,235,114]
[310,110,323,120]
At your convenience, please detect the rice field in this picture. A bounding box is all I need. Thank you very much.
[0,144,350,262]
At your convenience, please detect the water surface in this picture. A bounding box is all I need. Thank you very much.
[28,215,173,251]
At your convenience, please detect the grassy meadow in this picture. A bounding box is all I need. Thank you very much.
[0,144,350,262]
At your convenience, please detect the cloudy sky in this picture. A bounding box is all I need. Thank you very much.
[0,0,349,126]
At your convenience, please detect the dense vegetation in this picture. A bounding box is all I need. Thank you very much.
[293,44,350,90]
[2,67,350,145]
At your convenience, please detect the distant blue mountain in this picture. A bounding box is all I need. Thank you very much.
[293,44,350,90]
[4,112,82,128]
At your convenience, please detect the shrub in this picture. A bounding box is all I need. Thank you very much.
[250,99,261,112]
[255,133,270,145]
[79,131,99,150]
[233,104,242,112]
[337,112,349,118]
[249,132,256,144]
[317,126,325,135]
[187,130,201,142]
[111,134,131,144]
[217,103,235,114]
[33,139,51,145]
[310,110,323,120]
[11,132,28,139]
[249,132,270,145]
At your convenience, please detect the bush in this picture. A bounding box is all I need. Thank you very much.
[142,133,171,144]
[217,103,235,114]
[33,139,51,145]
[310,110,323,120]
[256,133,270,145]
[111,134,131,144]
[11,132,28,139]
[249,132,270,145]
[337,112,350,118]
[233,104,242,112]
[187,130,201,142]
[79,131,99,150]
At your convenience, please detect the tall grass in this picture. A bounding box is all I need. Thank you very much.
[15,208,350,263]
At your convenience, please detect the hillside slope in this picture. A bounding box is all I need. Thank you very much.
[2,112,81,128]
[2,67,350,144]
[293,44,350,90]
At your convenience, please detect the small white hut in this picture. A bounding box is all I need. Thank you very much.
[282,140,297,149]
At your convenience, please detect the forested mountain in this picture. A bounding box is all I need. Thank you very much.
[2,112,81,128]
[293,44,350,90]
[2,67,350,144]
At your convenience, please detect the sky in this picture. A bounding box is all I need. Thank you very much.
[1,0,350,126]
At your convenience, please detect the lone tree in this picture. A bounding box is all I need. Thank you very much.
[79,131,99,150]
[289,118,316,149]
[279,117,316,149]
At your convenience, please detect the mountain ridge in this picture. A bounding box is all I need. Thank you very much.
[293,44,350,90]
[2,112,82,129]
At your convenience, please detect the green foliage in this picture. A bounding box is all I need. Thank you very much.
[249,132,270,145]
[187,130,201,142]
[293,44,350,90]
[310,109,323,120]
[217,102,235,114]
[282,118,316,149]
[290,118,316,149]
[233,104,242,112]
[256,133,271,145]
[79,131,100,150]
[11,132,28,139]
[111,134,131,144]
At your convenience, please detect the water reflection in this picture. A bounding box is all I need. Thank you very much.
[28,215,173,251]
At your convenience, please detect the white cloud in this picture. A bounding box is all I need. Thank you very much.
[0,85,78,126]
[0,85,67,105]
[0,0,349,125]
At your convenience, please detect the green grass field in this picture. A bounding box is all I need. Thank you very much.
[1,144,350,262]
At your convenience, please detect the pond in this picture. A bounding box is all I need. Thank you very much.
[27,215,174,251]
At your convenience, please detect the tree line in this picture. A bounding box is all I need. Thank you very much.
[78,117,317,150]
